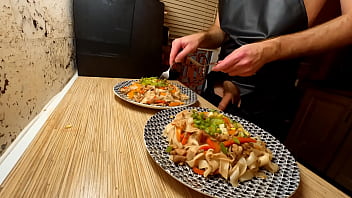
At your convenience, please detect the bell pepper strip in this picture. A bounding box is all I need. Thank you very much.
[169,102,182,107]
[139,90,145,94]
[127,91,135,99]
[155,100,166,104]
[181,132,190,145]
[199,145,214,151]
[193,167,205,175]
[180,133,184,140]
[237,137,256,143]
[222,136,256,147]
[222,117,231,126]
[206,138,220,153]
[223,139,235,147]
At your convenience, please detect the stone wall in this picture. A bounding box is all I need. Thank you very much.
[0,0,76,156]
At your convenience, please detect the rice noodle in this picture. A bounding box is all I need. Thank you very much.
[164,109,279,187]
[120,77,189,106]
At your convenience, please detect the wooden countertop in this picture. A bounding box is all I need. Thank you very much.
[0,76,348,198]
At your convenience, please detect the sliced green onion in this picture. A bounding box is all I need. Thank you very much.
[165,146,173,153]
[233,137,240,145]
[220,142,228,154]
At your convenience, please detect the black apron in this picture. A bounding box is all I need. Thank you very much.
[203,0,308,138]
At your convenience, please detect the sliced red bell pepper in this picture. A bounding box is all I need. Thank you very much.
[181,132,190,145]
[169,102,182,107]
[222,136,256,147]
[155,100,166,104]
[237,137,256,143]
[193,167,205,175]
[222,117,231,126]
[223,139,235,147]
[206,138,220,153]
[199,145,214,151]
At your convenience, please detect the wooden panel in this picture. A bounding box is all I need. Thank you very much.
[327,117,352,193]
[160,0,218,40]
[163,22,204,33]
[286,88,352,173]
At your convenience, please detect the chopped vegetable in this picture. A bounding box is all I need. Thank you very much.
[140,77,168,87]
[155,100,166,104]
[165,146,173,153]
[193,167,205,175]
[181,132,190,145]
[127,91,135,99]
[206,138,220,153]
[220,142,228,154]
[237,137,257,143]
[169,102,182,106]
[223,139,235,147]
[199,145,214,151]
[163,109,280,187]
[119,77,189,107]
[222,136,256,147]
[233,137,241,145]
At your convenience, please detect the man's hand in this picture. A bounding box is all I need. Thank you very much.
[212,42,274,76]
[169,33,205,66]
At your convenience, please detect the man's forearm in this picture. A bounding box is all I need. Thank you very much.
[198,25,226,49]
[198,13,226,49]
[264,13,352,62]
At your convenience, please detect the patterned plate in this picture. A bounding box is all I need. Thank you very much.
[144,107,300,198]
[113,80,197,110]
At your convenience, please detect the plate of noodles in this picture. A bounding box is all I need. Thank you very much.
[144,107,300,198]
[113,78,197,109]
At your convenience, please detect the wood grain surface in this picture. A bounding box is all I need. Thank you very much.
[0,76,348,198]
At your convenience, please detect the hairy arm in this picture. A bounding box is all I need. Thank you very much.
[212,0,352,76]
[196,14,226,49]
[268,12,352,62]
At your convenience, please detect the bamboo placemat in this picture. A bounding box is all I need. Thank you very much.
[0,76,348,198]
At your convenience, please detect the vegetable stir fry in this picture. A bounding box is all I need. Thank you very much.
[163,109,279,187]
[120,77,189,107]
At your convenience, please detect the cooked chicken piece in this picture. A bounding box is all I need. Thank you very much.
[170,148,187,156]
[171,155,187,163]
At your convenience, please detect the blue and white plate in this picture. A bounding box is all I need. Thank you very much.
[144,107,300,198]
[113,79,197,110]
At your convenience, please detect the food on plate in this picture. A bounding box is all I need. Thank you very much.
[119,77,189,106]
[163,109,279,187]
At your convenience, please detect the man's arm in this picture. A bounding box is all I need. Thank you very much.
[169,14,225,65]
[269,11,352,62]
[212,0,352,76]
[197,14,225,49]
[341,0,352,14]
